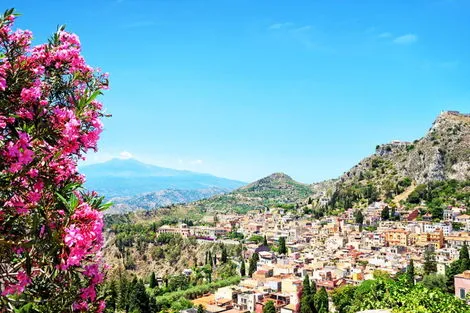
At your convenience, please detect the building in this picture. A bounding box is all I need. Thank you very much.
[416,230,444,249]
[455,271,470,300]
[384,229,409,247]
[157,224,191,237]
[445,234,470,249]
[423,222,452,236]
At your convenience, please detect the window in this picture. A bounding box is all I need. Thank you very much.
[460,288,466,299]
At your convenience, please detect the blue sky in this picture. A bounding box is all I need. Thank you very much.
[10,0,470,183]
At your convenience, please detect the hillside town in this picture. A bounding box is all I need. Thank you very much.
[156,201,470,313]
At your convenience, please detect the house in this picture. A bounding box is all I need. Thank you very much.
[445,233,470,249]
[455,214,470,224]
[157,224,191,237]
[384,229,409,247]
[455,270,470,300]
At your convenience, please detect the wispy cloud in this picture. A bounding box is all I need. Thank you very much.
[122,20,155,29]
[190,159,203,165]
[119,151,133,159]
[294,25,312,32]
[267,22,331,52]
[393,34,418,45]
[378,32,392,38]
[268,22,293,30]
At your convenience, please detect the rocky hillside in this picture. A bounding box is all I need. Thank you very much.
[331,111,470,208]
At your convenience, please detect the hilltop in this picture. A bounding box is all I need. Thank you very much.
[331,111,470,208]
[101,111,470,218]
[178,172,316,215]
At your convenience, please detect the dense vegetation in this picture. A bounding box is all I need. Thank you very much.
[406,179,470,219]
[331,273,470,313]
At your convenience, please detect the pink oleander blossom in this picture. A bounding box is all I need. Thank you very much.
[0,9,108,312]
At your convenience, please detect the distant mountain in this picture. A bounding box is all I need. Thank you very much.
[80,158,246,198]
[107,187,229,214]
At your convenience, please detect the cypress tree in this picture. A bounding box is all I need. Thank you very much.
[301,296,313,313]
[459,244,470,273]
[221,245,228,263]
[240,259,246,277]
[310,279,317,296]
[129,279,150,313]
[208,251,213,267]
[303,275,311,297]
[423,246,437,275]
[279,237,287,255]
[263,235,268,246]
[149,272,157,288]
[406,259,415,285]
[105,280,117,313]
[249,253,259,276]
[117,275,130,311]
[314,287,328,313]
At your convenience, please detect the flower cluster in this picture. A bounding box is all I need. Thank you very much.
[0,9,108,312]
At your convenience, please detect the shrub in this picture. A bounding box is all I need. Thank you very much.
[0,9,109,312]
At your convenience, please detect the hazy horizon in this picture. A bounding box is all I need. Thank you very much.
[12,0,470,182]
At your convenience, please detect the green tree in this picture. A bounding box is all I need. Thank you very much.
[105,280,118,313]
[406,259,415,285]
[301,275,317,313]
[331,285,356,313]
[208,251,213,267]
[301,296,314,313]
[263,301,276,313]
[263,235,268,246]
[221,245,228,263]
[314,287,328,313]
[129,279,150,313]
[381,206,390,220]
[248,252,259,276]
[118,275,130,312]
[303,275,311,297]
[423,247,437,275]
[240,259,246,277]
[459,244,470,273]
[354,210,364,226]
[197,304,205,313]
[278,237,287,255]
[149,272,157,289]
[421,273,447,292]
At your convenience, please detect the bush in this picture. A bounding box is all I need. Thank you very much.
[0,9,108,312]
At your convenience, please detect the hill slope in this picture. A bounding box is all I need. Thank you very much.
[170,172,317,215]
[330,111,470,208]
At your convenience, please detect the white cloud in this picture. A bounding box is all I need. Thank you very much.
[268,22,293,30]
[190,159,203,165]
[378,32,392,38]
[393,34,418,45]
[294,25,312,32]
[119,151,133,159]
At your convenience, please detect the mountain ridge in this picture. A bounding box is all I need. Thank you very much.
[80,158,246,199]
